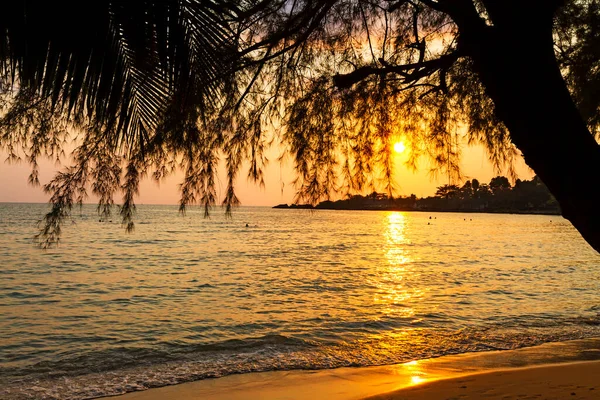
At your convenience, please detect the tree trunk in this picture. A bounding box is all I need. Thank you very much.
[463,11,600,253]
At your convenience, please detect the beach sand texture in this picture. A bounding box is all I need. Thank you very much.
[367,361,600,400]
[109,340,600,400]
[109,361,600,400]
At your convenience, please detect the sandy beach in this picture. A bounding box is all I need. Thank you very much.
[108,360,600,400]
[367,361,600,400]
[107,339,600,400]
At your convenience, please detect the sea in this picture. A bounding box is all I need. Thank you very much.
[1,203,599,400]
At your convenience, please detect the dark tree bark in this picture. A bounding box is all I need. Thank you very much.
[461,2,600,252]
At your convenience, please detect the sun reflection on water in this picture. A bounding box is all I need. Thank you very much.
[385,212,411,265]
[372,212,425,318]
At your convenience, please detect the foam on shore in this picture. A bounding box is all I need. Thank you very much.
[106,338,600,400]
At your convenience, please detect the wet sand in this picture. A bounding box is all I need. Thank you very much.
[366,361,600,400]
[106,339,600,400]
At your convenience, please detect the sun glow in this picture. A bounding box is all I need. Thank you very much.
[393,141,406,154]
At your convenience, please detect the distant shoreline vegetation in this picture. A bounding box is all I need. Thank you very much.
[274,176,561,215]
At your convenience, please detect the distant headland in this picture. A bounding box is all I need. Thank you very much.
[274,175,561,215]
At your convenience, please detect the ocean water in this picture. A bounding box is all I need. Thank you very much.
[1,203,599,400]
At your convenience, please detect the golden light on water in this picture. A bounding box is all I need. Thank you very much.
[385,213,411,265]
[372,212,424,318]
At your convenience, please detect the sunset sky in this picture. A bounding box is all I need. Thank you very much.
[0,141,534,206]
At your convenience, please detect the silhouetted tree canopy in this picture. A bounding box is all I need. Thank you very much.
[429,175,559,213]
[299,175,559,213]
[435,185,460,199]
[1,0,599,251]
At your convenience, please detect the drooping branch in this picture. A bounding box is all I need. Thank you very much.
[236,0,337,61]
[4,0,598,253]
[333,51,463,89]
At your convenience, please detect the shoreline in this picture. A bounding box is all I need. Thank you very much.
[105,338,600,400]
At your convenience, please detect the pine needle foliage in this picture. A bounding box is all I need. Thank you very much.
[0,0,598,246]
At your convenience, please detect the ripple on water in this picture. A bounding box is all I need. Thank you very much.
[0,205,599,399]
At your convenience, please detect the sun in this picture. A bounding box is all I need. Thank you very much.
[393,141,406,154]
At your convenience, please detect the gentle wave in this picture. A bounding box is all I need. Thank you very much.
[1,205,599,400]
[2,317,600,400]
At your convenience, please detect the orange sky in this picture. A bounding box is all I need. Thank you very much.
[0,142,534,206]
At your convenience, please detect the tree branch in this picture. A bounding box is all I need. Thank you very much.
[333,51,463,89]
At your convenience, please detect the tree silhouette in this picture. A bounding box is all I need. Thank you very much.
[471,178,480,199]
[435,184,460,199]
[1,1,599,251]
[513,176,559,211]
[429,175,557,213]
[310,175,558,213]
[489,176,511,195]
[460,180,473,200]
